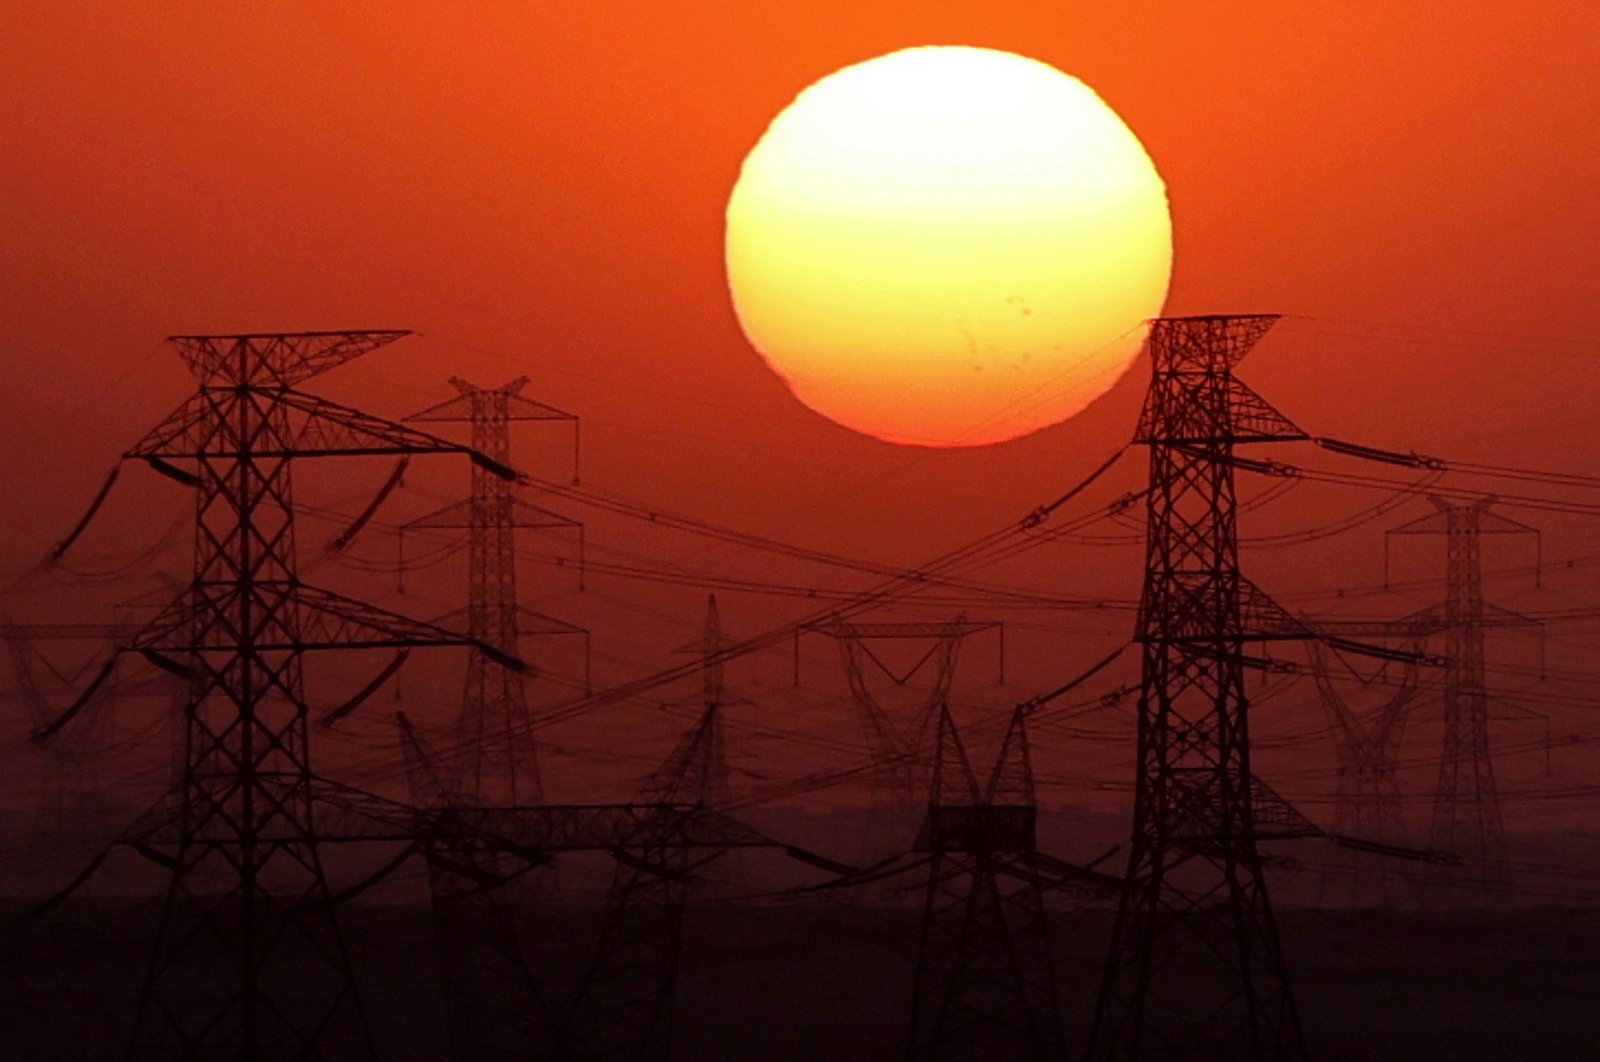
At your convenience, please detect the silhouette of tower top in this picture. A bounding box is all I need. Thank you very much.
[407,376,583,807]
[167,329,412,386]
[56,329,514,1058]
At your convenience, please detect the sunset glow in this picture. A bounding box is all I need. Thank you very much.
[726,46,1173,447]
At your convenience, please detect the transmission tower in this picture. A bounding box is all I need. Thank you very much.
[797,617,999,857]
[1089,315,1318,1061]
[669,595,738,808]
[1307,639,1425,906]
[397,593,780,1062]
[563,692,736,1061]
[398,712,559,1061]
[1388,496,1538,900]
[50,331,516,1059]
[408,376,585,806]
[906,704,1067,1062]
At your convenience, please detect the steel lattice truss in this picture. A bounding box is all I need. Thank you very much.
[563,693,758,1062]
[87,331,507,1060]
[799,616,995,856]
[397,713,559,1061]
[407,376,584,808]
[1308,640,1425,906]
[390,378,586,1059]
[1089,316,1316,1062]
[1389,497,1539,900]
[906,706,1070,1062]
[398,684,777,1062]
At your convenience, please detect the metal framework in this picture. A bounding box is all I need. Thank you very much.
[398,712,558,1061]
[675,595,755,891]
[1089,315,1314,1061]
[65,331,515,1060]
[906,705,1068,1062]
[399,791,779,1062]
[562,686,750,1061]
[408,376,585,806]
[797,617,998,856]
[1389,497,1538,900]
[398,618,773,1062]
[1307,640,1425,906]
[661,595,737,810]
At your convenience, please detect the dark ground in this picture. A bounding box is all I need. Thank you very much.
[4,900,1600,1060]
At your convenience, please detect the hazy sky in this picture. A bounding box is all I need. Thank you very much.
[3,3,1598,830]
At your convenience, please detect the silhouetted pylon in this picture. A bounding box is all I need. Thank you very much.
[396,597,762,1061]
[1089,315,1315,1061]
[662,595,737,807]
[47,331,517,1059]
[562,700,725,1062]
[1308,639,1425,906]
[397,712,558,1060]
[906,705,1067,1061]
[1388,496,1539,901]
[408,376,585,806]
[799,616,999,857]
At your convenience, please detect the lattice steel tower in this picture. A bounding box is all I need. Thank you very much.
[408,376,581,805]
[69,332,513,1059]
[1089,315,1310,1061]
[1308,639,1424,907]
[798,617,998,856]
[906,705,1066,1061]
[673,594,734,809]
[1389,497,1537,899]
[563,683,765,1062]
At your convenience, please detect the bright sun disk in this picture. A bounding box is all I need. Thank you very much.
[725,45,1173,447]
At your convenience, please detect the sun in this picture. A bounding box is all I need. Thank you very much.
[725,46,1173,448]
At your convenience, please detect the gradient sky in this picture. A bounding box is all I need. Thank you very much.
[3,3,1599,833]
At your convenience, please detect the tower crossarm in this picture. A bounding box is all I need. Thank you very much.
[403,494,581,531]
[127,584,524,656]
[406,375,579,425]
[34,586,528,742]
[167,330,412,387]
[44,327,547,1058]
[125,388,516,476]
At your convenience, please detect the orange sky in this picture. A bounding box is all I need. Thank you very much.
[3,3,1600,829]
[6,3,1599,510]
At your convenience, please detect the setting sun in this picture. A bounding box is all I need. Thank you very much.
[726,46,1173,447]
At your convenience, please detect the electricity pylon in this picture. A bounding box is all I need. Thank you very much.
[1388,496,1538,901]
[398,712,559,1061]
[50,331,517,1059]
[1089,315,1318,1061]
[1307,639,1425,907]
[563,691,738,1061]
[398,592,782,1062]
[677,595,755,891]
[398,700,788,1062]
[408,376,584,806]
[671,595,736,808]
[906,705,1067,1062]
[797,617,999,856]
